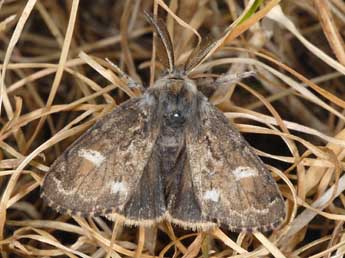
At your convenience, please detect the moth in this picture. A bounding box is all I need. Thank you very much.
[41,13,286,232]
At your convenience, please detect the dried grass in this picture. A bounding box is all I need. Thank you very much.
[1,0,345,257]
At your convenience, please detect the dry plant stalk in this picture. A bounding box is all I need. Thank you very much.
[1,0,345,257]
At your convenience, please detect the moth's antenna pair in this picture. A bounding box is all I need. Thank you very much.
[143,12,227,75]
[107,13,255,97]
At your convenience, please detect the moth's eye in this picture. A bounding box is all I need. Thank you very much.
[165,111,185,127]
[173,112,181,118]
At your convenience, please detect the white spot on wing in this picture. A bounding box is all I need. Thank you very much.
[110,181,128,195]
[232,166,258,180]
[78,149,105,167]
[203,189,220,202]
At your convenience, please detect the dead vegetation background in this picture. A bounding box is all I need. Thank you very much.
[1,0,345,257]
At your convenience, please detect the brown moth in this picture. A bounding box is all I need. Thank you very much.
[41,13,286,232]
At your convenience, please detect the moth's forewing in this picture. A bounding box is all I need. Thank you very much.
[166,94,285,232]
[41,95,167,224]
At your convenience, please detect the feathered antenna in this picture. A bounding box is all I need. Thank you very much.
[144,11,175,73]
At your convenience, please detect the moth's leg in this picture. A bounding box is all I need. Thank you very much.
[214,71,255,84]
[195,71,255,98]
[105,58,145,93]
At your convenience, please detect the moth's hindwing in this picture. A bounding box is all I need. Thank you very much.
[41,94,167,225]
[168,97,286,232]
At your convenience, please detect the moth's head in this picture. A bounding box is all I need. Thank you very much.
[154,69,197,96]
[151,70,199,128]
[157,78,197,128]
